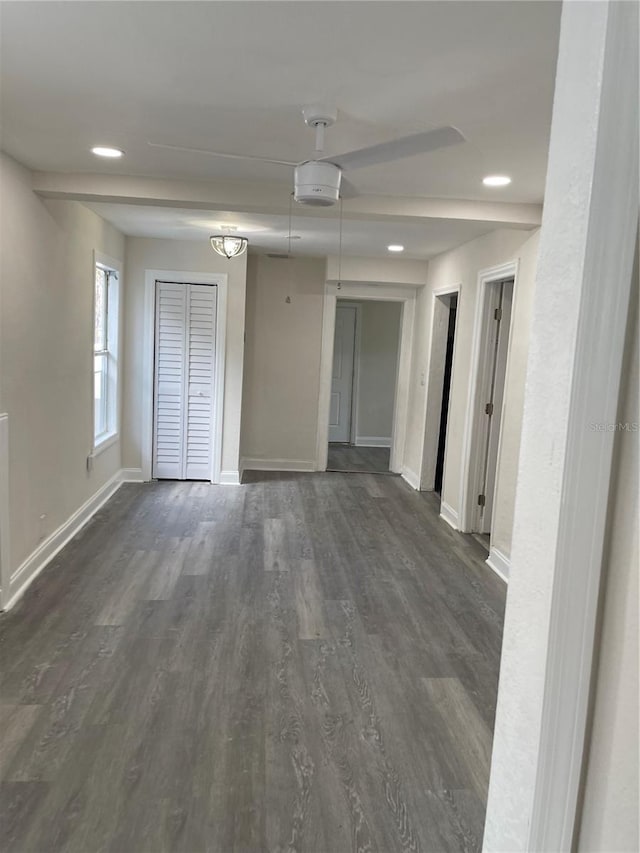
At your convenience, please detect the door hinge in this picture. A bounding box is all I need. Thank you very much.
[477,494,486,507]
[494,307,502,321]
[485,402,494,416]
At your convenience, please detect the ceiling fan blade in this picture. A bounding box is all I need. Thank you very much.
[147,141,297,168]
[321,125,465,172]
[339,177,359,199]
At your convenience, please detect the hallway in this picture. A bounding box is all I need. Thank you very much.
[0,473,505,852]
[327,444,391,474]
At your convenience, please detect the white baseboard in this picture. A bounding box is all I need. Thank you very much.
[240,458,316,474]
[121,467,145,482]
[440,500,460,530]
[401,466,421,490]
[355,436,392,448]
[219,469,241,485]
[4,469,125,612]
[486,546,511,583]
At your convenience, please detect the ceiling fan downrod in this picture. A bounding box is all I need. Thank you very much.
[302,105,337,156]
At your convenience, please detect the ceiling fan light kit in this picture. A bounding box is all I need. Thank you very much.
[294,161,342,206]
[210,234,248,258]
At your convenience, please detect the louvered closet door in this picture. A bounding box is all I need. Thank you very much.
[152,281,217,481]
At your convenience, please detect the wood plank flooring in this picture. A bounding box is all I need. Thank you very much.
[0,473,505,853]
[327,445,391,474]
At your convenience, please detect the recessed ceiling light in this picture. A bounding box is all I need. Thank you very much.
[483,175,511,187]
[387,244,404,252]
[91,146,124,158]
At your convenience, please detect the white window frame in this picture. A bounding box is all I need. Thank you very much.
[92,251,121,454]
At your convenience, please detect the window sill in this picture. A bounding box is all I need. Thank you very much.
[92,432,119,457]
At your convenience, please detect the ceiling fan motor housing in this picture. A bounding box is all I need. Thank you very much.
[294,161,341,206]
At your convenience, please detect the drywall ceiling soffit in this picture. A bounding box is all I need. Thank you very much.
[31,171,543,226]
[32,172,541,259]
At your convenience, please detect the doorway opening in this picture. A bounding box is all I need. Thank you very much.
[316,282,416,475]
[420,285,460,497]
[465,275,515,545]
[327,298,401,474]
[434,294,458,494]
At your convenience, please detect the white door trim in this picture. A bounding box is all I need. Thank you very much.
[142,269,227,484]
[316,283,416,473]
[459,261,518,532]
[420,283,461,491]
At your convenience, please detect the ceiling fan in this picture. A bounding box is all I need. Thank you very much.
[148,106,465,207]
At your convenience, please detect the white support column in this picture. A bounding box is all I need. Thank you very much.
[483,1,638,851]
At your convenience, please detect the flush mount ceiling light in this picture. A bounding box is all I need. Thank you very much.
[483,175,511,187]
[91,146,124,158]
[210,235,248,259]
[387,244,405,252]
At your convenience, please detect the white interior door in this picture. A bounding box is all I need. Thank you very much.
[329,305,357,443]
[153,281,217,480]
[481,280,513,533]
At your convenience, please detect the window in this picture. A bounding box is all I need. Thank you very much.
[93,258,119,448]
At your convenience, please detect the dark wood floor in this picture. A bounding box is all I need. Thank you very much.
[327,445,391,474]
[0,473,505,853]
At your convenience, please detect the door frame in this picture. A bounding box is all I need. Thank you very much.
[141,270,227,484]
[316,282,416,474]
[420,284,461,491]
[479,280,513,535]
[332,300,362,445]
[459,261,518,532]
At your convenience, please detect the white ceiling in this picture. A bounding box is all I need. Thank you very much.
[0,1,561,256]
[83,202,496,259]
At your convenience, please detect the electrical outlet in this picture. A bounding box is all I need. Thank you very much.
[420,371,426,387]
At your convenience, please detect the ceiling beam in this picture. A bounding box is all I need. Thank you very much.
[31,171,542,228]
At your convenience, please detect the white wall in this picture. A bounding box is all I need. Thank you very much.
[577,246,638,852]
[404,227,539,553]
[353,300,401,443]
[326,254,428,286]
[122,237,247,479]
[0,152,125,586]
[241,254,325,469]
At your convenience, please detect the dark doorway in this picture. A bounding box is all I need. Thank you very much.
[434,294,458,494]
